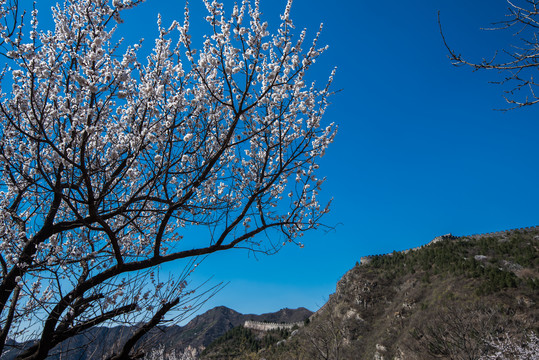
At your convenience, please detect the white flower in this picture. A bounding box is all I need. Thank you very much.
[183,133,194,142]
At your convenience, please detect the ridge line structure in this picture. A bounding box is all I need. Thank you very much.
[359,225,539,265]
[243,320,304,332]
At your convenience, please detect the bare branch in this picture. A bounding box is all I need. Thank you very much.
[440,1,539,109]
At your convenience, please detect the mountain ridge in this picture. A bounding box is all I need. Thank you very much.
[2,306,312,360]
[205,228,539,359]
[4,226,538,359]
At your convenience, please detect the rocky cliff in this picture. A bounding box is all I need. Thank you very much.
[257,228,539,360]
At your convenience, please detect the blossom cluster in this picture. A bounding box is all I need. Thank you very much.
[480,332,539,360]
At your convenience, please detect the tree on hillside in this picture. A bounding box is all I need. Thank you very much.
[411,303,502,360]
[440,0,539,109]
[480,332,539,360]
[0,0,337,358]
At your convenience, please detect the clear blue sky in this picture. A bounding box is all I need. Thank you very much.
[37,0,539,317]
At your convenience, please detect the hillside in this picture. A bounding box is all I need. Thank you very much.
[208,228,539,360]
[201,326,296,359]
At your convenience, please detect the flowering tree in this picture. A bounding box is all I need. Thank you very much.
[440,0,539,109]
[0,0,336,358]
[480,332,539,360]
[143,345,198,360]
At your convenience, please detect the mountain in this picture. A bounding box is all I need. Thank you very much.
[5,227,538,359]
[209,227,539,359]
[1,307,312,360]
[157,306,312,350]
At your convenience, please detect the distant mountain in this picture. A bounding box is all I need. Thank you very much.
[209,228,539,359]
[172,306,312,350]
[1,306,312,360]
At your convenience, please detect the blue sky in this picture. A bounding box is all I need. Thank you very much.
[35,0,539,317]
[175,0,539,316]
[129,0,539,316]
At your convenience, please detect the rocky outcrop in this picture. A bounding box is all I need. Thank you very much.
[259,227,539,360]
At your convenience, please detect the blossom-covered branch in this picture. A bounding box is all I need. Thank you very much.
[0,0,336,358]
